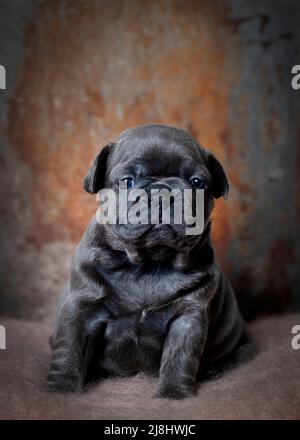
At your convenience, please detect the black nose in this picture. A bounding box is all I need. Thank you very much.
[150,181,173,191]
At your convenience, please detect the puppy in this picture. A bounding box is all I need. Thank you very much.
[47,124,255,398]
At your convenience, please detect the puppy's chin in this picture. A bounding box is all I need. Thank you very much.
[106,222,202,267]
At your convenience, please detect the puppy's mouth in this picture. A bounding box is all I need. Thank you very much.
[113,222,177,242]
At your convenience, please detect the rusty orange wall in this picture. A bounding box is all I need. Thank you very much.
[0,0,299,320]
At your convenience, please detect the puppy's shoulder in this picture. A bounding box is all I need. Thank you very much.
[71,216,107,264]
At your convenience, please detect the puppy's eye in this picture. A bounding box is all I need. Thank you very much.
[121,177,135,189]
[190,177,206,189]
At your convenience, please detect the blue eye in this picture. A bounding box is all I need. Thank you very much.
[122,177,135,189]
[190,177,206,189]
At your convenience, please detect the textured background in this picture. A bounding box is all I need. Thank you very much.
[0,0,299,322]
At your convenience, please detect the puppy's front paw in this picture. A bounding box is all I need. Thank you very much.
[156,382,196,399]
[47,370,84,393]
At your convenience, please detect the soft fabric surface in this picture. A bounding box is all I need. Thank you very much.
[0,313,299,420]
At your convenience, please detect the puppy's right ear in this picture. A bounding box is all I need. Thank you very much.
[83,143,114,194]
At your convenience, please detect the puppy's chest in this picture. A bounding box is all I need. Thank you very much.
[97,266,206,375]
[95,268,188,375]
[99,298,176,375]
[102,264,202,311]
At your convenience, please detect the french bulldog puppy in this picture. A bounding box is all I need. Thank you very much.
[47,124,255,398]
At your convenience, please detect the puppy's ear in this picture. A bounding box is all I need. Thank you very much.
[206,152,229,199]
[83,143,114,194]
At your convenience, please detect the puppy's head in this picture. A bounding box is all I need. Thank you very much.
[84,124,228,262]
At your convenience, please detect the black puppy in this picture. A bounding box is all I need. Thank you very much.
[48,124,254,398]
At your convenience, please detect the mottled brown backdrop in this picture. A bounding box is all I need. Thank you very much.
[0,0,299,322]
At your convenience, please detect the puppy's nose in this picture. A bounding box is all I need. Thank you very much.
[150,181,173,191]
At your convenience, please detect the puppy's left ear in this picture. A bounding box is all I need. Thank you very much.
[206,152,229,199]
[83,143,115,194]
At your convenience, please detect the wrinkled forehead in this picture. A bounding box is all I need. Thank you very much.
[109,126,205,174]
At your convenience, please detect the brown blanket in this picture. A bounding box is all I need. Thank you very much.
[0,313,299,420]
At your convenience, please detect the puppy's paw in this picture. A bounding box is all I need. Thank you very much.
[156,382,196,399]
[47,371,84,393]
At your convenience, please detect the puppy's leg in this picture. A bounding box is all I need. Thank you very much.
[47,297,106,393]
[47,299,84,392]
[157,303,208,399]
[47,296,91,393]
